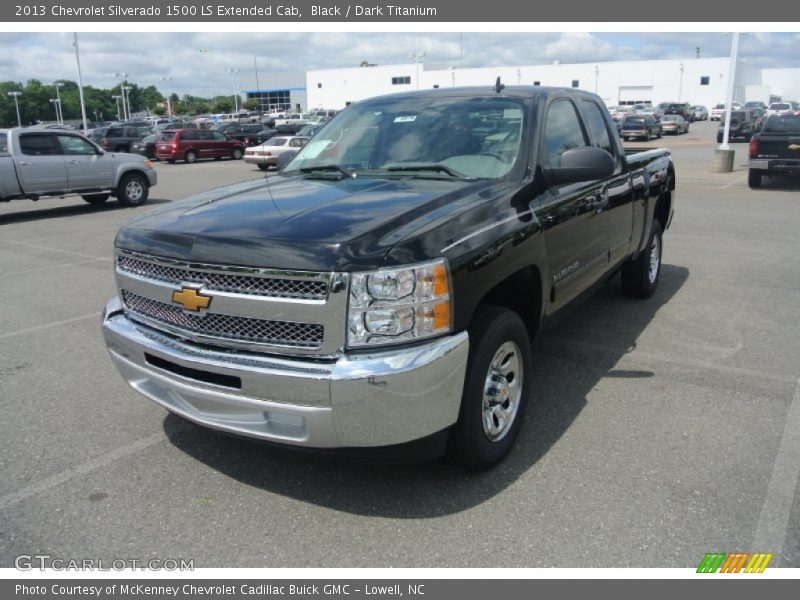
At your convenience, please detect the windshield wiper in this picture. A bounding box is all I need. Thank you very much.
[296,164,356,179]
[385,164,472,179]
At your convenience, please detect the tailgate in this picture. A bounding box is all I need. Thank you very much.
[756,134,800,158]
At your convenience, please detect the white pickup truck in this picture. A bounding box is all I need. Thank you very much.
[0,127,157,206]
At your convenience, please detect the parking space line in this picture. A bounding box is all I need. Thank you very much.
[751,376,800,565]
[0,428,185,512]
[2,256,110,276]
[0,312,98,340]
[0,238,109,261]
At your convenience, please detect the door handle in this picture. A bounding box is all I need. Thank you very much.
[19,161,31,166]
[68,160,79,165]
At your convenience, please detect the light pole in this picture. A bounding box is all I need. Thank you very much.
[112,94,122,121]
[720,33,741,151]
[159,76,173,116]
[49,98,61,123]
[7,91,22,126]
[410,52,426,90]
[678,62,685,102]
[121,86,132,121]
[73,33,88,132]
[114,72,129,120]
[54,82,65,123]
[595,65,599,93]
[226,68,240,112]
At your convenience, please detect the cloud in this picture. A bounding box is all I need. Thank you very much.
[1,32,798,98]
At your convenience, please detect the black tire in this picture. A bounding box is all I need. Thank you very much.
[184,150,197,164]
[717,132,723,144]
[231,147,244,160]
[117,172,149,207]
[82,193,110,205]
[621,220,663,298]
[656,131,662,139]
[167,159,176,164]
[448,306,533,470]
[257,164,268,171]
[748,169,763,188]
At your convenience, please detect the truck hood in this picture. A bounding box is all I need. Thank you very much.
[116,174,489,271]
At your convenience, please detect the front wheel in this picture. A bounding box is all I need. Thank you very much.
[117,172,149,207]
[621,220,663,298]
[448,306,533,470]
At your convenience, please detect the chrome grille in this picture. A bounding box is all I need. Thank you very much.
[121,290,324,348]
[117,253,328,300]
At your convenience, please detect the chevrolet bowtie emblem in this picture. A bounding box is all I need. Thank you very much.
[788,144,800,150]
[172,287,212,312]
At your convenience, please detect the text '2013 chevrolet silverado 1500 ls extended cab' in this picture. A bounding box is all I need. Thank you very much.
[102,85,675,469]
[1,127,157,206]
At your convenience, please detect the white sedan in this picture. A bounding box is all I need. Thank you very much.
[243,136,309,170]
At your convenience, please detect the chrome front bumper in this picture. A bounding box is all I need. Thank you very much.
[102,297,469,448]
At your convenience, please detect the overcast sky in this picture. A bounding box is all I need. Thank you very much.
[1,32,798,97]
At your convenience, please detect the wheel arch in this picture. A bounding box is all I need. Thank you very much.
[469,264,545,341]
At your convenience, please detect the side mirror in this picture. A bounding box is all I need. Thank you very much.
[276,150,297,171]
[545,146,615,185]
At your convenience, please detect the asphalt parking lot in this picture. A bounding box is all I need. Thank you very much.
[1,120,799,568]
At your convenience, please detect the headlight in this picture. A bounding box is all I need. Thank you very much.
[347,259,452,347]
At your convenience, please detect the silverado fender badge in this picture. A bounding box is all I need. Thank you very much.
[788,144,800,151]
[172,287,212,312]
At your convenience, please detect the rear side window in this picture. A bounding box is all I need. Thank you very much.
[581,100,615,156]
[0,133,8,153]
[107,128,123,137]
[19,133,62,156]
[181,131,199,141]
[542,100,588,167]
[268,138,288,146]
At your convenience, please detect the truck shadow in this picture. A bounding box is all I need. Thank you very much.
[163,264,688,518]
[0,198,171,226]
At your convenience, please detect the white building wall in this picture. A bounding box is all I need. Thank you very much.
[761,68,800,102]
[306,63,420,109]
[306,58,791,111]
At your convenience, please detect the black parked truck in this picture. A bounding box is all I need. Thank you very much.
[748,113,800,188]
[102,86,675,469]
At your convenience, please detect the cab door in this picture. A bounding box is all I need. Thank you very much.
[56,133,113,191]
[537,98,610,310]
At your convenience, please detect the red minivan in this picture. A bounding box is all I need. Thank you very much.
[155,129,246,164]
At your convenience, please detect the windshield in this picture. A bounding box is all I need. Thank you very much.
[284,95,526,180]
[762,115,800,134]
[770,103,791,110]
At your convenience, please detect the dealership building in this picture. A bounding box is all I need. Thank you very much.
[305,57,800,110]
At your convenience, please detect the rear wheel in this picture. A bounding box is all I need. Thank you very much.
[748,169,763,188]
[257,164,268,171]
[82,193,110,205]
[231,147,244,160]
[117,172,149,207]
[621,220,663,298]
[184,150,197,164]
[448,306,533,470]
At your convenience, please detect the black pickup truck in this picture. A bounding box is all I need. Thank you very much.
[748,113,800,188]
[102,86,675,469]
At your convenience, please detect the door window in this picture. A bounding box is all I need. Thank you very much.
[212,132,227,141]
[542,100,588,167]
[57,135,97,155]
[19,134,62,156]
